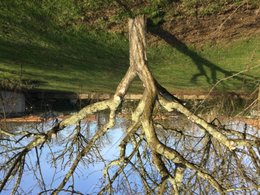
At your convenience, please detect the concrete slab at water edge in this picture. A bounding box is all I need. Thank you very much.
[0,91,25,115]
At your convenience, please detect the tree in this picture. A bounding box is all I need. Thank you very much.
[0,4,259,195]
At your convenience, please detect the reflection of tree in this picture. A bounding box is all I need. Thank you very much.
[0,16,259,194]
[154,118,259,194]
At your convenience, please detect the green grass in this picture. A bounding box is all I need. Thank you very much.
[0,0,259,94]
[148,36,260,93]
[0,30,129,93]
[0,0,130,93]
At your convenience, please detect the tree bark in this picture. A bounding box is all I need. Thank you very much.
[257,84,260,111]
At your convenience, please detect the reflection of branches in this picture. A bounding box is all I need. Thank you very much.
[100,135,142,194]
[35,147,47,192]
[0,15,259,194]
[39,189,84,195]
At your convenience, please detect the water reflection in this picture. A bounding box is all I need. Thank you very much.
[0,113,259,194]
[0,115,143,194]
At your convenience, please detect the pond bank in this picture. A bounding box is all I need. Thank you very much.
[1,89,259,118]
[27,90,253,101]
[1,113,259,130]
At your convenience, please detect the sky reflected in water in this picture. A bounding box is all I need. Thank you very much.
[0,115,259,194]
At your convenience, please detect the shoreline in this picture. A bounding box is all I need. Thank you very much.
[1,114,259,129]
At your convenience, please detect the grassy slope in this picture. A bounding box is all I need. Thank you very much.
[0,1,259,94]
[149,37,260,93]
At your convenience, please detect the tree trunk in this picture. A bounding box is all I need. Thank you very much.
[257,84,260,112]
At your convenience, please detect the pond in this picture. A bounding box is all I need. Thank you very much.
[0,116,142,194]
[0,113,259,194]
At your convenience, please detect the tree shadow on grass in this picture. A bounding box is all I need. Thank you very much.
[0,1,129,92]
[148,23,258,90]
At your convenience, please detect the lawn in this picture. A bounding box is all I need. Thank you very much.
[148,36,260,93]
[0,0,259,94]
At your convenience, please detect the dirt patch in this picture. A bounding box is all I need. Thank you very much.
[158,5,260,46]
[86,4,260,46]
